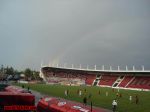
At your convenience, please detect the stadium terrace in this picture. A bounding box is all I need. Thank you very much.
[40,65,150,91]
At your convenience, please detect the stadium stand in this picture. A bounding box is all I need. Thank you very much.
[85,74,96,85]
[118,76,134,87]
[40,67,150,91]
[98,74,118,87]
[126,76,150,89]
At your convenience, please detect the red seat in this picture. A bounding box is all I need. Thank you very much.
[99,75,118,86]
[118,76,133,87]
[127,76,150,89]
[85,75,96,85]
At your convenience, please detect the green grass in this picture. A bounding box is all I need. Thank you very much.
[14,83,150,112]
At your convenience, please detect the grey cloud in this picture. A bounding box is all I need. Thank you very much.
[0,0,150,70]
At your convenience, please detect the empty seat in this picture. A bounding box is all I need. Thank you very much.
[118,76,133,87]
[99,75,118,86]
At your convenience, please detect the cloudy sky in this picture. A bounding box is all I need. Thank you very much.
[0,0,150,70]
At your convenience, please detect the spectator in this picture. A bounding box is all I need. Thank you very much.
[112,88,115,92]
[116,93,119,98]
[84,88,87,93]
[117,88,120,92]
[119,93,122,98]
[112,100,117,112]
[98,90,100,95]
[65,90,68,96]
[88,93,92,99]
[135,95,139,104]
[79,90,82,97]
[27,86,30,91]
[129,96,132,102]
[22,85,24,88]
[83,96,87,105]
[77,89,79,95]
[106,91,108,96]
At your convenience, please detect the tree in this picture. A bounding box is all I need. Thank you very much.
[5,66,14,75]
[24,68,32,80]
[0,65,4,74]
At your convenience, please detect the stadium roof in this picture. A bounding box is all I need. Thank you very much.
[41,65,150,73]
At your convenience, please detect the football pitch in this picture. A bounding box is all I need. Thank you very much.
[14,83,150,112]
